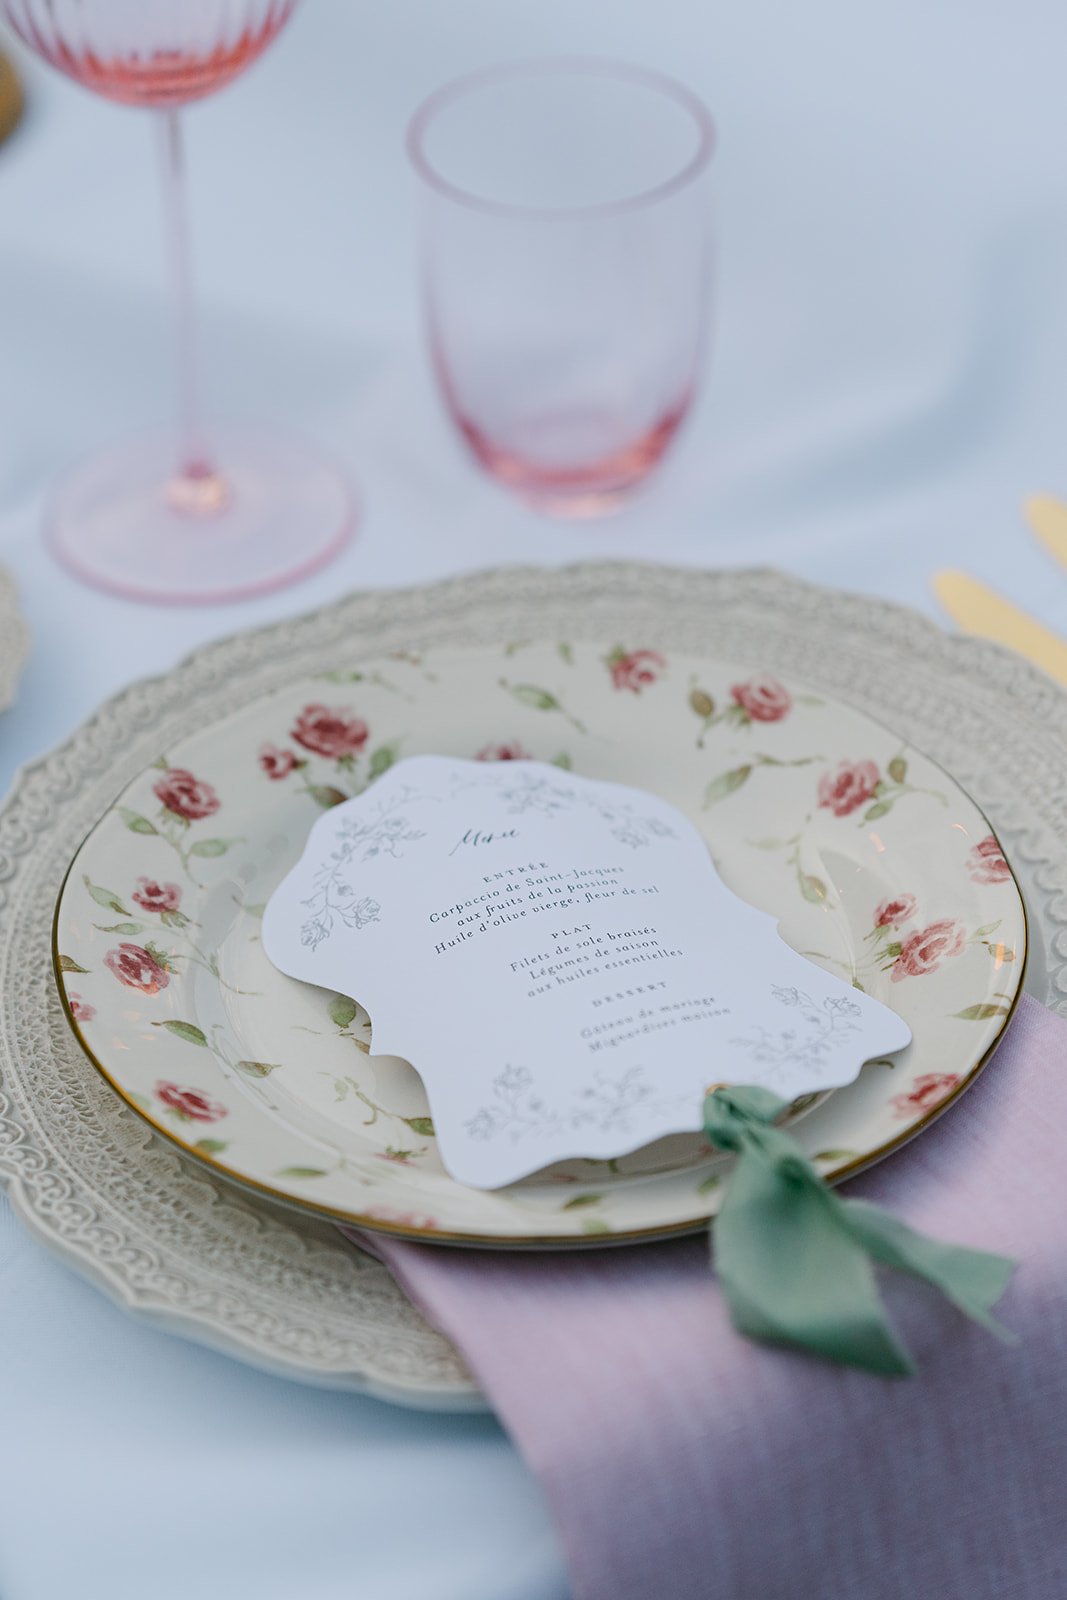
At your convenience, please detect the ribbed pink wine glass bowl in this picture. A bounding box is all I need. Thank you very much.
[409,61,716,518]
[2,0,355,603]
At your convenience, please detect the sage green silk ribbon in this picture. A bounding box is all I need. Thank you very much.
[703,1086,1017,1375]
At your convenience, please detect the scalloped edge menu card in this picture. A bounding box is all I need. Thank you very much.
[263,757,911,1188]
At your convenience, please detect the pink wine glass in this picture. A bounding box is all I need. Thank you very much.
[409,60,716,518]
[2,0,355,603]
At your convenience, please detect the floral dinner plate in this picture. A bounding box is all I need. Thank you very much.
[53,640,1026,1244]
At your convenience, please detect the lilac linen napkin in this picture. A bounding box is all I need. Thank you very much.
[350,996,1067,1600]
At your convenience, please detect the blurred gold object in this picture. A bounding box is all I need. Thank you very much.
[932,569,1067,688]
[0,49,24,144]
[1025,493,1067,573]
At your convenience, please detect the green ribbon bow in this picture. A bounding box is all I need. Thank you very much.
[703,1085,1017,1375]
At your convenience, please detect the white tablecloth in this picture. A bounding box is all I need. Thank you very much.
[2,2,1065,1595]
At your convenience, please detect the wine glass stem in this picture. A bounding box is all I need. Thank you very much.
[158,108,219,496]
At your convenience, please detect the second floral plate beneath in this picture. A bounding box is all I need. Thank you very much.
[53,640,1026,1244]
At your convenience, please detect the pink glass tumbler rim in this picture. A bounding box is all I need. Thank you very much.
[407,57,717,220]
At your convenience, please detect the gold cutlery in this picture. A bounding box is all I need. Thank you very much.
[1025,493,1067,574]
[932,568,1067,688]
[0,51,22,146]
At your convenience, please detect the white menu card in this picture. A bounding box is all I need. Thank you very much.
[263,757,910,1188]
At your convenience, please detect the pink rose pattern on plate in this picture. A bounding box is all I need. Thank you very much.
[690,675,797,745]
[109,764,235,884]
[891,1072,961,1119]
[132,877,182,915]
[255,703,405,812]
[816,751,944,826]
[104,942,171,994]
[890,918,967,982]
[818,759,881,818]
[969,834,1011,885]
[730,674,792,724]
[291,703,369,762]
[874,894,918,928]
[362,1206,440,1231]
[259,744,302,781]
[156,1082,228,1123]
[605,647,666,694]
[852,894,1006,993]
[476,740,532,762]
[60,651,1023,1220]
[153,767,220,822]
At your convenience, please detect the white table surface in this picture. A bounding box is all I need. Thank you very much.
[2,2,1066,1595]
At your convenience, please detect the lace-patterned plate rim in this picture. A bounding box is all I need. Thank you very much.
[0,564,29,712]
[50,633,1027,1245]
[0,562,1063,1404]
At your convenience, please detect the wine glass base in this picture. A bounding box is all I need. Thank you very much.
[46,430,357,605]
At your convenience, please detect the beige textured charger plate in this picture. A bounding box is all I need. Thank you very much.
[2,565,1066,1407]
[0,564,29,712]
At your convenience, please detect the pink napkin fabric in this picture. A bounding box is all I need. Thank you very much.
[353,996,1067,1600]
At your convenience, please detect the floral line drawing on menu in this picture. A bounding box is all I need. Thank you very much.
[465,1063,687,1146]
[568,1064,666,1134]
[728,986,864,1086]
[461,764,676,850]
[299,787,431,950]
[465,1065,559,1143]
